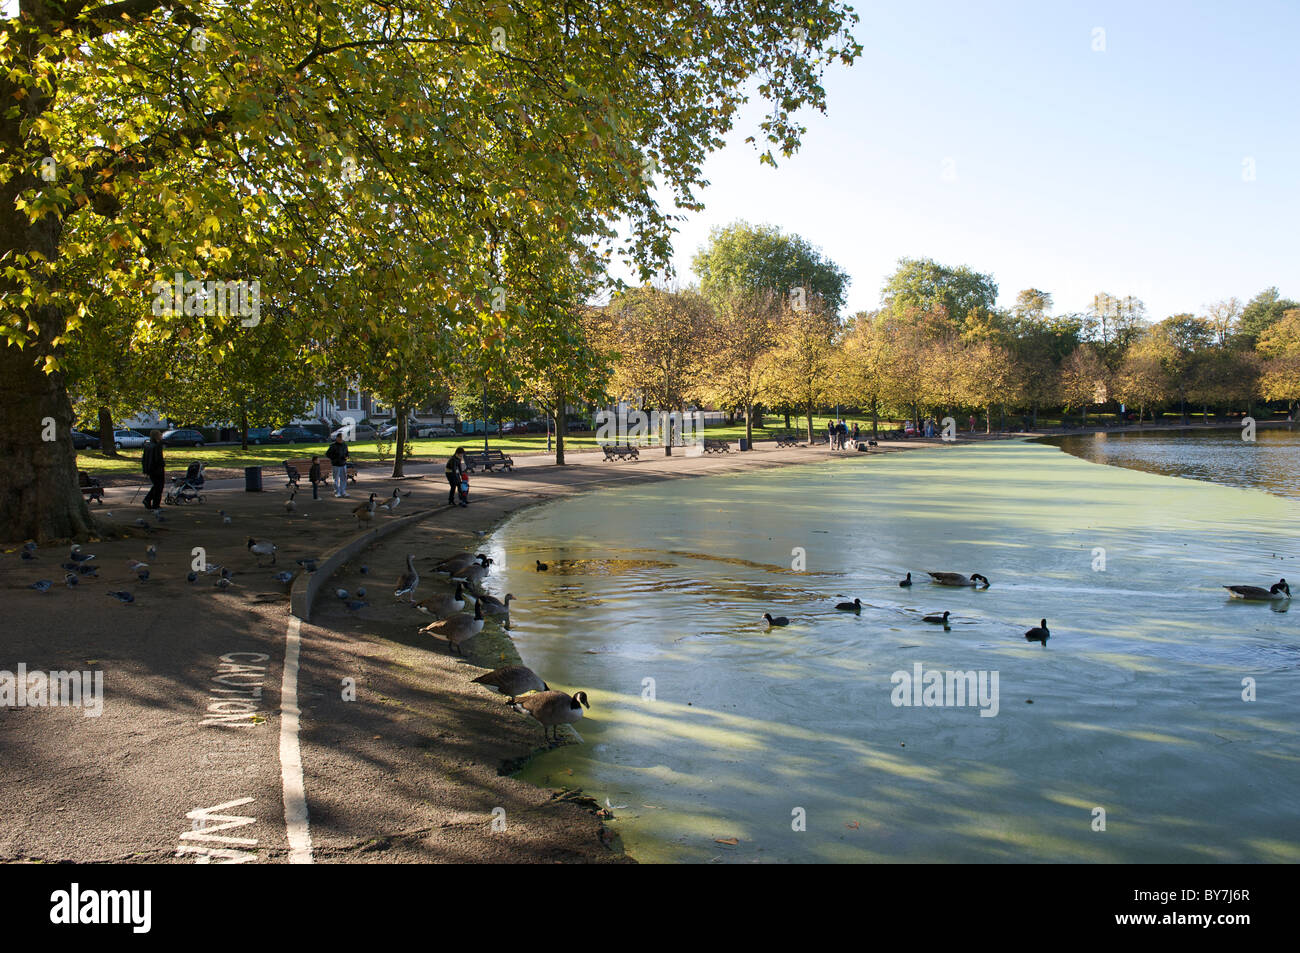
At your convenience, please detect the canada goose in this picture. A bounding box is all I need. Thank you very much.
[478,592,515,615]
[512,690,590,745]
[536,560,548,571]
[763,613,790,627]
[28,580,52,592]
[1224,578,1290,601]
[352,493,378,528]
[436,552,488,575]
[394,554,419,602]
[107,590,134,603]
[419,600,485,655]
[923,610,951,624]
[927,572,989,588]
[473,665,549,701]
[377,488,407,513]
[835,598,862,612]
[247,537,277,566]
[898,572,912,587]
[1024,618,1050,645]
[284,490,296,514]
[455,562,490,590]
[414,583,468,618]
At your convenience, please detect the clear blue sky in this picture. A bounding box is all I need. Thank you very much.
[636,0,1300,320]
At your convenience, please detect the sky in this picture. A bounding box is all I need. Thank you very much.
[629,0,1300,320]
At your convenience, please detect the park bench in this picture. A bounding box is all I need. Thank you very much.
[79,470,104,505]
[774,433,800,448]
[601,444,640,461]
[465,448,514,473]
[284,458,357,489]
[702,438,731,454]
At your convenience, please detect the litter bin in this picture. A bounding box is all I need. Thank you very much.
[244,466,263,492]
[739,437,750,451]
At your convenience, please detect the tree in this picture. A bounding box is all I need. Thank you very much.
[1256,309,1300,415]
[1240,287,1299,344]
[880,258,998,328]
[1114,333,1172,424]
[1059,345,1109,424]
[692,221,850,316]
[960,340,1022,433]
[1204,298,1243,347]
[763,297,838,441]
[0,0,861,542]
[1086,293,1148,368]
[696,288,782,448]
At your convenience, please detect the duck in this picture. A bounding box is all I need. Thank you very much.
[898,572,912,588]
[512,690,590,746]
[377,488,407,513]
[472,665,549,702]
[247,537,277,566]
[835,598,862,612]
[1024,618,1050,645]
[393,553,419,602]
[419,600,485,655]
[927,572,990,588]
[414,583,468,619]
[352,493,378,528]
[763,612,790,627]
[284,490,296,514]
[1223,578,1290,601]
[922,610,951,624]
[536,560,549,571]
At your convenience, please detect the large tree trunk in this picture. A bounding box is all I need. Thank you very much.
[391,404,408,478]
[97,405,118,458]
[555,393,568,465]
[805,403,814,443]
[784,409,791,429]
[871,398,879,438]
[744,400,753,449]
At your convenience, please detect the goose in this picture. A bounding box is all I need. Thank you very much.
[352,493,378,528]
[394,554,419,602]
[284,490,296,514]
[377,488,407,513]
[512,690,590,745]
[247,537,277,566]
[107,590,134,603]
[437,553,490,576]
[1024,618,1050,645]
[835,598,862,612]
[1224,578,1290,601]
[927,572,989,588]
[415,583,468,618]
[478,592,515,616]
[29,579,52,592]
[472,665,549,701]
[898,572,912,588]
[454,561,490,590]
[536,560,548,571]
[923,610,951,624]
[763,613,790,627]
[419,600,485,655]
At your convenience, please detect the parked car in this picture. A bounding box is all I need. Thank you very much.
[269,426,318,444]
[161,428,205,447]
[378,424,399,439]
[112,429,149,450]
[70,429,101,450]
[330,423,377,440]
[415,424,457,438]
[246,427,272,445]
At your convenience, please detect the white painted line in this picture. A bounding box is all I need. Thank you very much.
[279,615,313,863]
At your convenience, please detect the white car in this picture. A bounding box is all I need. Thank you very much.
[113,429,149,450]
[416,424,457,438]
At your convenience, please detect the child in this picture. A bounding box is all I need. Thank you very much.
[308,455,322,500]
[458,471,470,507]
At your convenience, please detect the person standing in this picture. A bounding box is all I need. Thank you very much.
[326,432,349,498]
[446,447,467,506]
[141,430,165,510]
[826,420,835,447]
[308,455,322,500]
[851,422,860,445]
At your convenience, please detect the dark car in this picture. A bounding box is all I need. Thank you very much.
[269,426,318,444]
[161,428,205,447]
[70,429,101,450]
[247,427,272,445]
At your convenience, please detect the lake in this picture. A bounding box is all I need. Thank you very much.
[486,438,1300,862]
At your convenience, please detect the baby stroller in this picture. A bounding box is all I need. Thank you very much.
[165,462,206,504]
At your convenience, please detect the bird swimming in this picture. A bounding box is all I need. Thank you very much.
[1024,618,1050,645]
[835,598,862,612]
[927,572,990,588]
[922,610,951,624]
[763,613,790,627]
[536,560,548,571]
[512,690,590,746]
[1223,578,1290,601]
[898,572,912,587]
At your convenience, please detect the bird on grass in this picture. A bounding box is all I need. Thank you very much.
[835,598,862,612]
[247,537,277,566]
[1223,578,1290,601]
[923,610,951,625]
[29,580,52,592]
[1024,619,1050,645]
[927,572,990,588]
[472,665,549,702]
[419,600,485,655]
[394,554,419,602]
[512,690,590,747]
[107,590,134,603]
[763,613,790,627]
[898,572,912,588]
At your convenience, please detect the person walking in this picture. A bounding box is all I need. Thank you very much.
[826,419,835,447]
[446,447,468,507]
[141,430,165,510]
[326,432,349,498]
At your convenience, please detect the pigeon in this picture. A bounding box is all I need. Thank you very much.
[215,577,233,590]
[61,562,80,571]
[137,569,149,582]
[284,490,296,514]
[274,571,294,585]
[344,600,368,611]
[70,546,95,563]
[359,565,369,575]
[146,544,157,560]
[127,559,149,573]
[65,573,79,587]
[134,518,150,528]
[154,510,167,523]
[107,590,134,603]
[356,587,367,598]
[77,564,98,576]
[29,579,52,592]
[336,588,349,600]
[187,571,198,583]
[219,510,232,524]
[220,567,233,580]
[296,558,318,572]
[23,541,37,553]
